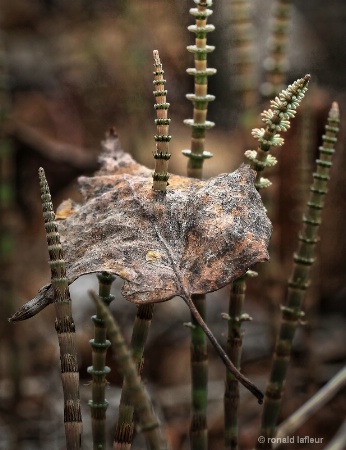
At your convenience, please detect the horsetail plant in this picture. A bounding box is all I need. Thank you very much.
[182,2,216,449]
[222,270,257,450]
[113,303,155,449]
[223,75,310,450]
[152,50,171,192]
[113,51,168,448]
[229,0,258,109]
[182,0,216,179]
[89,291,168,450]
[256,101,340,449]
[38,167,82,450]
[245,74,310,190]
[261,0,293,99]
[88,271,116,450]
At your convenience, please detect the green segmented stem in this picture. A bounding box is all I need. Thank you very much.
[261,0,293,99]
[263,0,292,96]
[223,77,310,449]
[182,4,216,447]
[88,271,116,450]
[38,167,82,450]
[182,0,216,179]
[245,74,310,190]
[113,303,154,450]
[89,291,168,450]
[223,270,256,450]
[152,50,171,192]
[229,0,258,108]
[256,102,340,449]
[189,294,208,450]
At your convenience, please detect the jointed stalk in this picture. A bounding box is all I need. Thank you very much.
[114,51,166,447]
[152,50,171,192]
[38,167,82,450]
[88,271,116,450]
[223,76,310,448]
[182,2,216,448]
[261,0,293,99]
[182,0,216,179]
[222,272,256,450]
[256,102,340,449]
[229,0,258,109]
[113,303,154,450]
[89,291,168,450]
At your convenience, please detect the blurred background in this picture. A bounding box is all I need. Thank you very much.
[0,1,346,449]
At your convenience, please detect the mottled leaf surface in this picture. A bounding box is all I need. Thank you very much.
[13,137,272,315]
[49,137,270,305]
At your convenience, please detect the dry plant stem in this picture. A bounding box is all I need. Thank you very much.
[261,0,293,99]
[322,419,346,450]
[256,102,340,449]
[152,50,171,192]
[114,303,154,450]
[275,365,346,444]
[38,167,82,450]
[183,0,216,179]
[89,291,168,450]
[230,0,258,109]
[88,271,116,450]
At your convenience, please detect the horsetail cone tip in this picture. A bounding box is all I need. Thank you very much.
[330,101,339,118]
[245,74,311,189]
[152,49,171,192]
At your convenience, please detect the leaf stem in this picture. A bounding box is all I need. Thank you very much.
[184,295,263,403]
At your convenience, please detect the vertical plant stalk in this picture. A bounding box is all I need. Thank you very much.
[182,2,216,449]
[89,291,168,450]
[113,303,154,450]
[182,0,216,179]
[38,167,82,450]
[188,293,208,450]
[261,0,293,99]
[222,271,256,450]
[223,76,310,449]
[152,50,171,192]
[88,271,116,450]
[229,0,258,109]
[256,102,340,449]
[113,51,166,448]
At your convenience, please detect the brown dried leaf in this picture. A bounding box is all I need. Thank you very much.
[48,138,271,305]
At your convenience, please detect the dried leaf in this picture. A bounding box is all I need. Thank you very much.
[10,138,272,402]
[24,138,270,308]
